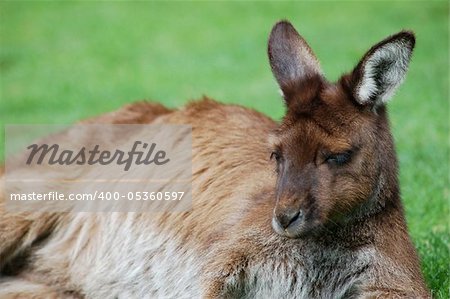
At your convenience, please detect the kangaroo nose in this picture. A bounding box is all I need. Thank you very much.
[276,209,302,229]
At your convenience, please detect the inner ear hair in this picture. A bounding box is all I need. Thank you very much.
[351,31,415,108]
[268,21,322,97]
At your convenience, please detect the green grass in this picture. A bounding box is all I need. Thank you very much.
[0,1,448,297]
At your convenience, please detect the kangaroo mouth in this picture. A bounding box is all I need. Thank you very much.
[271,210,320,239]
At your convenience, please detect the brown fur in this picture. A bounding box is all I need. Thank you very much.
[0,21,429,298]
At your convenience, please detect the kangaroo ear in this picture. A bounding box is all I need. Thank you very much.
[351,31,415,107]
[268,21,322,96]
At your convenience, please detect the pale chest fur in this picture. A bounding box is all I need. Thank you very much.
[219,241,376,299]
[32,214,377,299]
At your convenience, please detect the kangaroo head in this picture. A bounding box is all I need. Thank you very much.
[268,21,415,238]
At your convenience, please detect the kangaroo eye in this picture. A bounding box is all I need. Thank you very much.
[326,151,352,166]
[270,151,282,162]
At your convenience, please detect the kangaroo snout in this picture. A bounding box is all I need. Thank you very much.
[272,200,307,237]
[274,208,303,228]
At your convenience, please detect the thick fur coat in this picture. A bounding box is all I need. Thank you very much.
[0,21,429,298]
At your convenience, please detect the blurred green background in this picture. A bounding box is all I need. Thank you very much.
[0,1,448,297]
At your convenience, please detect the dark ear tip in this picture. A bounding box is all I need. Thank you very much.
[273,20,294,29]
[395,30,416,49]
[270,20,296,37]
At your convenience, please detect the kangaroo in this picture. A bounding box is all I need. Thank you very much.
[0,21,429,298]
